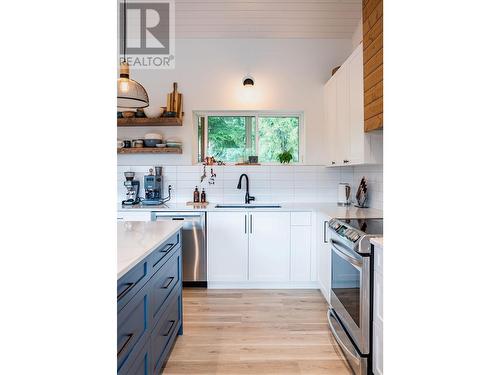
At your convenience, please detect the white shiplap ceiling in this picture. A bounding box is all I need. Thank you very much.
[174,0,362,39]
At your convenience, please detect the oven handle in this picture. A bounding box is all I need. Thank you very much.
[331,240,363,269]
[327,309,361,368]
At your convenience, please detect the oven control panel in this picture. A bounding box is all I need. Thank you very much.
[330,220,361,243]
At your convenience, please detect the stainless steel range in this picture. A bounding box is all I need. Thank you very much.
[327,218,383,375]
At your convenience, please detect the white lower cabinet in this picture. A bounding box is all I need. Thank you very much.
[207,211,249,282]
[248,212,291,281]
[373,320,383,375]
[316,212,331,301]
[290,226,312,281]
[208,211,315,287]
[374,269,383,323]
[373,243,383,375]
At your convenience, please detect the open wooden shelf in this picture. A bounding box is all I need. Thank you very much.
[117,117,182,127]
[117,147,182,154]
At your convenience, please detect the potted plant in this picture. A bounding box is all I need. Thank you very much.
[277,149,293,164]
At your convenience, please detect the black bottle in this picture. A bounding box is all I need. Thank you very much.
[201,188,206,203]
[193,186,200,203]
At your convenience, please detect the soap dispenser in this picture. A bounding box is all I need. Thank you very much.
[193,186,200,203]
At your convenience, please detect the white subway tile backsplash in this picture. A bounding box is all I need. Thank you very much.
[116,164,383,209]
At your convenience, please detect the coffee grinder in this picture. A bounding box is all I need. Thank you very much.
[142,166,164,205]
[122,172,140,205]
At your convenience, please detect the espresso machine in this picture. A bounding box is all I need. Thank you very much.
[142,167,164,205]
[122,172,140,206]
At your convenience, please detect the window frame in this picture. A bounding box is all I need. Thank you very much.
[194,110,305,165]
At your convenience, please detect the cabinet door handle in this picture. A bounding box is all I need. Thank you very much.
[245,215,247,233]
[343,160,349,163]
[117,282,134,300]
[162,320,176,337]
[323,221,328,243]
[117,333,134,357]
[250,214,253,234]
[161,276,175,289]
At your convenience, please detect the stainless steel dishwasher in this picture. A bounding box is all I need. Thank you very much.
[151,211,207,287]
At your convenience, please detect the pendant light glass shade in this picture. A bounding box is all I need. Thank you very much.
[117,62,149,108]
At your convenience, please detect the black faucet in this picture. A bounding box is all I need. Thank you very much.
[237,173,255,204]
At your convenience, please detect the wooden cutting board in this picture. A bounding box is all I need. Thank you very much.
[166,82,183,120]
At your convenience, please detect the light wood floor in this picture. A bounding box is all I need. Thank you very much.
[163,288,352,375]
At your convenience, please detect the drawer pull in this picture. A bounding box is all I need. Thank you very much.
[159,243,175,253]
[154,242,177,268]
[162,320,176,337]
[117,333,134,357]
[161,277,175,289]
[117,282,134,300]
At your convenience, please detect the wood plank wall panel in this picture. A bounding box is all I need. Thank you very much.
[174,0,362,39]
[363,0,383,131]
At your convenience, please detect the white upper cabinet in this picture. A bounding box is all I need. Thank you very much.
[348,45,365,164]
[324,43,383,166]
[324,75,338,166]
[336,64,351,164]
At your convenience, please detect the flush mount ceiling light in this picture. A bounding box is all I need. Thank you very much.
[117,0,149,109]
[243,76,255,87]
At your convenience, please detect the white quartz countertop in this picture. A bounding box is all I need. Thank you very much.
[370,237,383,248]
[117,221,183,279]
[118,202,383,220]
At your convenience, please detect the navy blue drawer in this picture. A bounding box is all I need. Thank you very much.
[119,340,152,375]
[117,286,149,371]
[151,289,182,375]
[118,259,150,312]
[150,232,180,273]
[150,247,181,328]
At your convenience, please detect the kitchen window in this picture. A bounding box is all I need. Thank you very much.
[196,112,304,164]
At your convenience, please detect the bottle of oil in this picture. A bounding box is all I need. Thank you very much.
[193,186,200,203]
[201,188,206,203]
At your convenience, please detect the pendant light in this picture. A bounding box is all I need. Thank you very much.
[117,0,149,108]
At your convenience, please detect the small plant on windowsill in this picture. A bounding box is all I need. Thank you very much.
[277,149,293,164]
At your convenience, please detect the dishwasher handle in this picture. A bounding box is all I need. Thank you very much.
[151,211,205,220]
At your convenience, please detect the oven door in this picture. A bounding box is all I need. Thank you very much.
[330,237,371,354]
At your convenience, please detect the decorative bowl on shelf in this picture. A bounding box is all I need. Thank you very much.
[144,107,163,118]
[135,108,146,118]
[160,107,177,117]
[165,137,182,147]
[166,143,182,149]
[144,139,162,147]
[144,133,162,140]
[122,111,136,118]
[155,143,167,148]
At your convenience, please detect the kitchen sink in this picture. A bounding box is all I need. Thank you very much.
[215,204,282,209]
